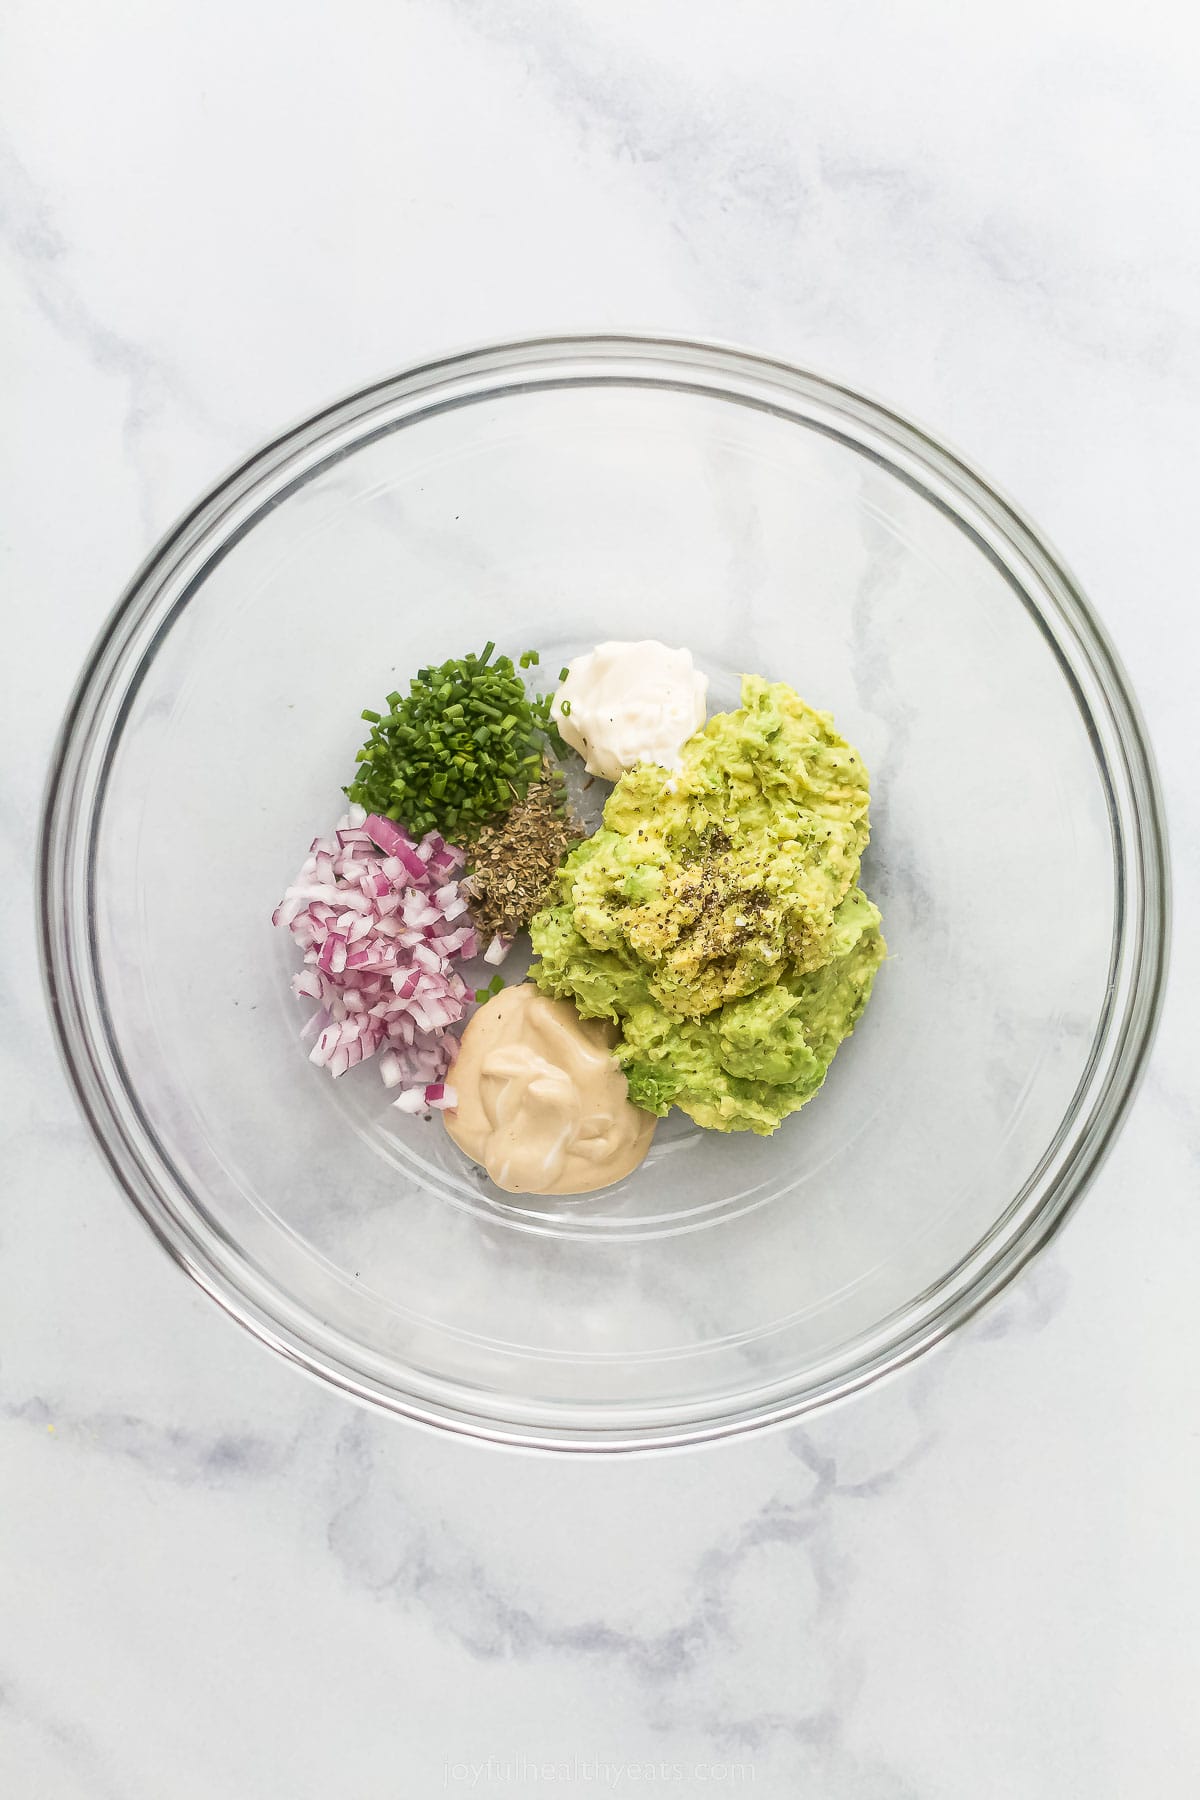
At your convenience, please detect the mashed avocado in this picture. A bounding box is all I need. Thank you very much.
[530,676,885,1135]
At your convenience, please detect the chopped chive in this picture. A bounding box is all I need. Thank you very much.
[344,641,561,841]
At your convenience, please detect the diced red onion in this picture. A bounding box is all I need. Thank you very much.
[361,814,409,856]
[364,815,430,884]
[401,891,439,929]
[398,842,431,883]
[422,832,465,871]
[484,934,512,966]
[275,808,486,1101]
[436,926,477,958]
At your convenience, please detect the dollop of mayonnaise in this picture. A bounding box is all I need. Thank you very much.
[443,984,655,1195]
[551,641,707,782]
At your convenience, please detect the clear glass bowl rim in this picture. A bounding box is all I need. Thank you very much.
[38,333,1171,1453]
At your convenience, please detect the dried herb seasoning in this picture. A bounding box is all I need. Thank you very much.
[462,772,583,940]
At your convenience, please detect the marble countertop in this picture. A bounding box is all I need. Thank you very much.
[4,3,1197,1794]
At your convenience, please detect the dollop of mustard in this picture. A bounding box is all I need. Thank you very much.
[444,984,655,1195]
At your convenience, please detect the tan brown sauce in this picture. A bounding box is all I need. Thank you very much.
[444,984,655,1194]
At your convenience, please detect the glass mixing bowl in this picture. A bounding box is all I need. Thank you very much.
[39,336,1169,1450]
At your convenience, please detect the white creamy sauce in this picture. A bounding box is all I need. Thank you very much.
[551,641,708,782]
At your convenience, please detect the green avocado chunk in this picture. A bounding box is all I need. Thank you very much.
[530,675,885,1135]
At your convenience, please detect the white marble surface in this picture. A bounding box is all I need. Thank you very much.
[3,2,1198,1793]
